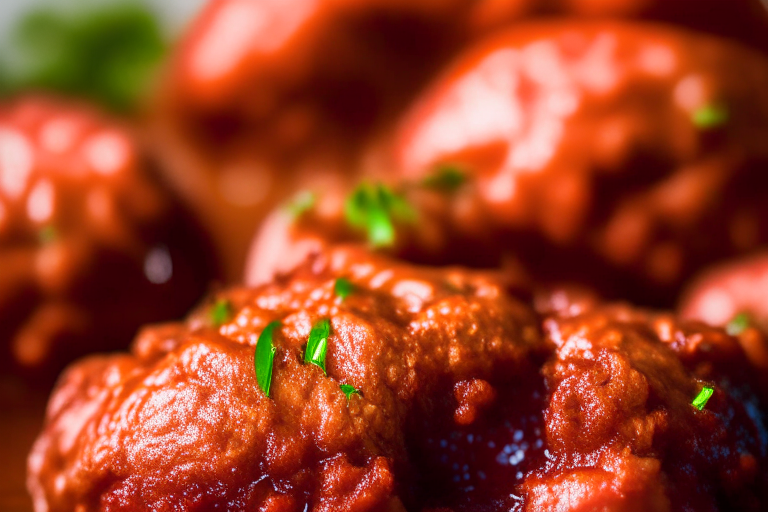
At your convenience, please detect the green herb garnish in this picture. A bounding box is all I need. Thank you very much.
[692,386,714,411]
[38,225,57,244]
[344,183,416,248]
[209,299,232,328]
[422,165,467,193]
[0,2,167,112]
[334,278,354,301]
[285,190,316,219]
[726,312,751,336]
[692,104,729,129]
[340,384,360,399]
[305,318,331,374]
[255,321,281,398]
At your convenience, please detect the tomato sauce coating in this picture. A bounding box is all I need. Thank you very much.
[28,247,768,511]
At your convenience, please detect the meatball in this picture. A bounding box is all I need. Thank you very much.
[0,95,215,379]
[149,0,521,280]
[680,253,768,331]
[151,0,768,281]
[28,246,768,511]
[394,22,768,304]
[246,23,768,303]
[679,253,768,373]
[529,304,768,511]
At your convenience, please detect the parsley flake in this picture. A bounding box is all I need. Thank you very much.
[38,225,57,244]
[340,384,360,399]
[334,278,354,301]
[285,190,316,219]
[692,386,714,411]
[209,299,232,328]
[344,183,416,248]
[255,321,281,398]
[692,104,728,129]
[305,319,331,374]
[726,312,750,336]
[422,165,467,193]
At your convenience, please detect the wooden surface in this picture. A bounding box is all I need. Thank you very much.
[0,378,47,512]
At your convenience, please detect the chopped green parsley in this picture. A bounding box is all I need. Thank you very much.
[344,182,416,248]
[422,165,467,193]
[254,321,281,398]
[334,278,354,301]
[340,384,360,400]
[692,104,728,129]
[692,386,714,411]
[305,319,331,374]
[209,299,232,328]
[725,312,750,336]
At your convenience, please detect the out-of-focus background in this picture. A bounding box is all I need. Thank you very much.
[0,0,205,111]
[0,3,207,511]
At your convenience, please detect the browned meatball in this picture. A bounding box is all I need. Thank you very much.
[0,95,215,380]
[28,246,543,511]
[247,22,768,305]
[28,246,768,511]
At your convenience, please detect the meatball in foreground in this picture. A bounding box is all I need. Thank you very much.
[29,247,768,511]
[0,96,214,379]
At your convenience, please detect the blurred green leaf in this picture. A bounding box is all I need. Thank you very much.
[0,1,168,112]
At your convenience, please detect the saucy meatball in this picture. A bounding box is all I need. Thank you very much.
[679,253,768,375]
[152,0,768,281]
[246,23,768,304]
[0,95,214,379]
[28,246,768,511]
[150,0,507,280]
[680,253,768,330]
[393,22,768,304]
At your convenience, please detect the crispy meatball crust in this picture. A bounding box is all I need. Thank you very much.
[28,247,542,512]
[29,247,768,511]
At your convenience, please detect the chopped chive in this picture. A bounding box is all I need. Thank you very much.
[38,225,57,244]
[344,183,416,248]
[334,278,355,301]
[422,165,467,193]
[692,386,714,411]
[209,299,232,327]
[255,321,281,398]
[285,190,316,219]
[692,104,728,129]
[340,384,360,399]
[725,312,750,336]
[305,319,331,374]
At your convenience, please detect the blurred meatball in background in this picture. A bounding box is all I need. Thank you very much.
[392,22,768,306]
[681,252,768,331]
[0,95,216,381]
[153,0,768,284]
